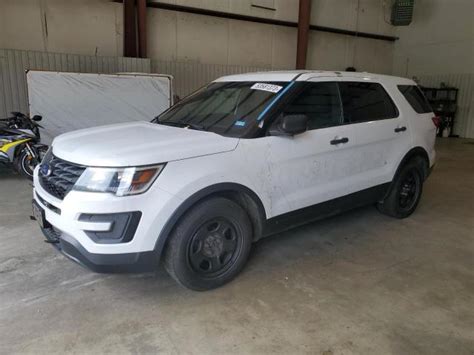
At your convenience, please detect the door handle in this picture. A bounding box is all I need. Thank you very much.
[330,137,349,145]
[394,126,407,133]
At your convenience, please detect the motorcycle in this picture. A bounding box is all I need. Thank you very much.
[0,112,49,180]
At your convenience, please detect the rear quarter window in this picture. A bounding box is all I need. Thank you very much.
[339,82,398,123]
[398,85,433,114]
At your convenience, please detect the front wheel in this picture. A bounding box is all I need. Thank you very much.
[14,146,47,180]
[164,197,253,291]
[377,160,424,218]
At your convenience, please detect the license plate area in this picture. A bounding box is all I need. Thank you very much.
[32,200,51,229]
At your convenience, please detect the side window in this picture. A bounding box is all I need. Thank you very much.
[339,82,398,123]
[398,85,433,113]
[283,82,342,130]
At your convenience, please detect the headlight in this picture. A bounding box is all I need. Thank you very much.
[73,164,165,196]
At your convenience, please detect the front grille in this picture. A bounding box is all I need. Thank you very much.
[39,155,86,200]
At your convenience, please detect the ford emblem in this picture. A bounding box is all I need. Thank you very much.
[40,163,52,177]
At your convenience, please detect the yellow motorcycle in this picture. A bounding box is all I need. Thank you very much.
[0,112,49,180]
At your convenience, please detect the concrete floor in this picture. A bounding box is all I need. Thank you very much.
[0,138,473,354]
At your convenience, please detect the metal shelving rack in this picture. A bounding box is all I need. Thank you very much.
[421,87,458,137]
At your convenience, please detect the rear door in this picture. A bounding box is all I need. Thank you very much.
[336,79,410,191]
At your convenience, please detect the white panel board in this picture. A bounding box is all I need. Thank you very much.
[27,71,172,143]
[0,49,152,117]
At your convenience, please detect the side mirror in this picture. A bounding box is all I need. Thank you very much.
[32,115,42,121]
[269,114,308,136]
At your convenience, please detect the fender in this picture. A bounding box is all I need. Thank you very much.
[0,138,31,153]
[0,138,31,160]
[382,146,430,202]
[153,182,267,259]
[394,146,430,180]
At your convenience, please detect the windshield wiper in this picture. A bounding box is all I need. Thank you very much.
[157,121,206,131]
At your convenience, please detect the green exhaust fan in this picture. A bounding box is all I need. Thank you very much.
[391,0,415,26]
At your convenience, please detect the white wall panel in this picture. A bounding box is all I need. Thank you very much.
[146,1,396,71]
[0,49,151,117]
[148,9,178,62]
[176,12,229,64]
[0,0,122,57]
[1,0,397,75]
[151,59,269,98]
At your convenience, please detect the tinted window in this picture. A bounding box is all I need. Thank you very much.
[283,82,342,130]
[339,82,398,123]
[398,85,433,113]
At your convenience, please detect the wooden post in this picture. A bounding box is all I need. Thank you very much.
[296,0,311,69]
[137,0,147,58]
[123,0,137,57]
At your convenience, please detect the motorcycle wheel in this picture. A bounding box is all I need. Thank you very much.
[15,151,35,180]
[14,146,46,180]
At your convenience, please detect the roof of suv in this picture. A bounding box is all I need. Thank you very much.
[214,70,415,85]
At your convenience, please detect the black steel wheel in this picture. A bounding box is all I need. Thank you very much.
[164,197,252,290]
[398,170,421,212]
[187,217,242,278]
[377,159,424,219]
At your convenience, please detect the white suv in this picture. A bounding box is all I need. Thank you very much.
[33,71,437,290]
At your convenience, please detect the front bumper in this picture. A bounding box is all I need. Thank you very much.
[33,166,183,273]
[41,226,156,273]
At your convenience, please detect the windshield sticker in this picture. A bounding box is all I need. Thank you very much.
[251,83,283,93]
[234,120,246,127]
[256,81,295,121]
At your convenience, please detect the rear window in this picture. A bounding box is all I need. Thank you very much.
[339,82,398,123]
[398,85,433,113]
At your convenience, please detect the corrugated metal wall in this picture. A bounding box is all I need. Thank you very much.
[0,49,151,117]
[151,60,270,98]
[418,73,474,139]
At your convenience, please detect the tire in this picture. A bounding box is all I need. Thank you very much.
[377,159,424,219]
[14,150,35,180]
[163,197,253,291]
[14,146,47,180]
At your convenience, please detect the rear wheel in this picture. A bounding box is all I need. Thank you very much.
[377,160,424,218]
[164,197,253,291]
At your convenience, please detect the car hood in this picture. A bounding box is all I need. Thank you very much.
[52,122,239,167]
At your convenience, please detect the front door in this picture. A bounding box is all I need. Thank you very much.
[245,79,357,218]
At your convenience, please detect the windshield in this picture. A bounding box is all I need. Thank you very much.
[155,81,288,138]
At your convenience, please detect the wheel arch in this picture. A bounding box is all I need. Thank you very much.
[395,146,430,180]
[154,183,267,259]
[382,146,430,202]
